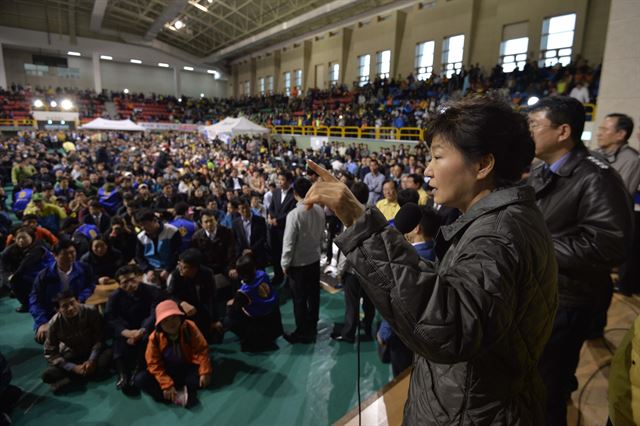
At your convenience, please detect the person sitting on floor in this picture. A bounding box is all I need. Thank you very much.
[225,254,283,352]
[0,351,22,425]
[1,226,55,313]
[106,264,165,396]
[80,236,124,285]
[135,300,212,407]
[166,249,223,343]
[42,291,112,394]
[30,239,95,344]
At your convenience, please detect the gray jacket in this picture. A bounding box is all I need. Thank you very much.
[335,185,558,425]
[597,144,640,195]
[281,202,325,269]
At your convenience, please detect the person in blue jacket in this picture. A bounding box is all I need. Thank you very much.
[97,179,122,216]
[225,254,283,352]
[29,239,95,344]
[12,181,33,218]
[169,202,196,253]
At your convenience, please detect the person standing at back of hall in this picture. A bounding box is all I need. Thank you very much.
[267,171,296,287]
[527,96,633,426]
[281,178,325,344]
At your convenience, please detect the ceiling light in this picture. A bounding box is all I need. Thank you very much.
[178,98,182,102]
[130,59,142,64]
[207,70,220,79]
[47,120,53,125]
[67,51,81,56]
[189,1,208,12]
[123,88,130,94]
[100,55,113,60]
[158,63,170,68]
[61,120,66,125]
[183,66,194,71]
[33,99,44,108]
[174,20,184,30]
[200,93,205,98]
[527,96,540,106]
[208,0,213,3]
[60,99,73,110]
[50,100,58,108]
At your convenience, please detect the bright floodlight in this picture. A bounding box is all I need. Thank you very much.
[527,96,540,106]
[174,20,184,29]
[61,120,66,125]
[67,51,81,56]
[50,100,58,108]
[178,98,182,103]
[123,88,130,94]
[61,99,73,110]
[200,93,205,98]
[33,99,44,108]
[100,55,113,61]
[183,66,194,71]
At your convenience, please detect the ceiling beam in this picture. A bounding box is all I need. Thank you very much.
[143,0,189,41]
[89,0,108,33]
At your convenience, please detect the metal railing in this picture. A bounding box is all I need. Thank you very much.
[269,125,426,141]
[0,118,36,127]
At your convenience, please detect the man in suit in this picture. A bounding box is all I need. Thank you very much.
[225,169,244,192]
[83,200,111,234]
[232,197,268,269]
[267,171,296,286]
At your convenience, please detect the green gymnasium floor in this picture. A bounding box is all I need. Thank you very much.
[0,288,392,426]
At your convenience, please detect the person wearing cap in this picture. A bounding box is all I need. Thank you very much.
[166,249,222,343]
[42,290,112,394]
[106,264,165,395]
[135,299,212,406]
[134,182,155,209]
[23,192,67,234]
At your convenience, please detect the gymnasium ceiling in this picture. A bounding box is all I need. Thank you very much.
[0,0,401,64]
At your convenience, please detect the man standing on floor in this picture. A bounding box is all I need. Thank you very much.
[281,178,325,343]
[528,96,633,426]
[364,159,385,207]
[267,171,296,287]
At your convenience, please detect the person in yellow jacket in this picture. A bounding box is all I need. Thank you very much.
[609,314,640,425]
[23,193,67,234]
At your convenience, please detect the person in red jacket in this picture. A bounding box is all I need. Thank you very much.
[134,300,212,406]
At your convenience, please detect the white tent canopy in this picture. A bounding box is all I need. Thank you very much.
[203,116,270,140]
[80,118,146,131]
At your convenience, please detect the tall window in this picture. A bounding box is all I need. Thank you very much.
[415,41,435,80]
[294,69,302,91]
[283,71,291,96]
[259,77,265,96]
[501,37,528,72]
[329,62,339,86]
[267,76,274,94]
[243,80,250,96]
[442,34,465,78]
[376,50,391,79]
[358,54,371,86]
[540,13,576,67]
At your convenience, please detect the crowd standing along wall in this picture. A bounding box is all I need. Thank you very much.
[231,0,610,97]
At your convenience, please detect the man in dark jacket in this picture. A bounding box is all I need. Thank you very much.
[106,264,165,395]
[30,239,95,343]
[528,96,634,426]
[267,171,296,286]
[166,249,222,342]
[232,197,268,269]
[190,209,236,301]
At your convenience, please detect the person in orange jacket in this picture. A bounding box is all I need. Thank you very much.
[134,300,212,406]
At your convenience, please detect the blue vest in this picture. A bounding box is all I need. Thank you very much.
[24,249,55,284]
[137,223,178,270]
[75,224,100,240]
[98,186,121,215]
[414,240,435,262]
[169,217,196,252]
[239,270,278,318]
[12,188,32,213]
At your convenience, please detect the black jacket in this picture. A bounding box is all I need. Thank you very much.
[528,146,634,309]
[232,214,268,268]
[105,284,165,338]
[167,265,218,332]
[336,186,558,425]
[267,188,296,231]
[190,227,236,275]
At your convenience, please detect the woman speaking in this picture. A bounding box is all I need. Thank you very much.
[305,97,558,425]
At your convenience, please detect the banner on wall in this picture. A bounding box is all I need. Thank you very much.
[139,122,204,132]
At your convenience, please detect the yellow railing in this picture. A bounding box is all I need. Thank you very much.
[0,118,36,127]
[583,103,597,121]
[269,125,425,141]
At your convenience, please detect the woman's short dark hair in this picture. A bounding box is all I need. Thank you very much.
[350,182,369,205]
[426,97,535,185]
[236,254,256,282]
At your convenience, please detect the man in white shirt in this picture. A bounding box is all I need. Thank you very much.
[281,178,325,343]
[569,82,590,104]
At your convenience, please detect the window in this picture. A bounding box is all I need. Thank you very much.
[501,37,529,72]
[329,62,340,86]
[267,76,274,94]
[294,69,302,90]
[243,80,250,96]
[540,13,576,67]
[442,35,464,78]
[283,71,291,95]
[415,41,435,80]
[259,77,265,95]
[376,50,391,79]
[358,54,371,86]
